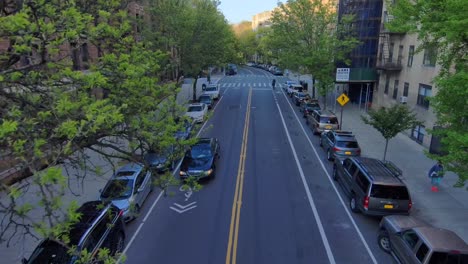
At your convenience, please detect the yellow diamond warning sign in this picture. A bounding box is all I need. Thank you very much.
[337,93,350,106]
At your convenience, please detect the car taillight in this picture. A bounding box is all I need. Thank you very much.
[363,196,369,210]
[333,147,340,152]
[409,199,412,210]
[119,210,124,217]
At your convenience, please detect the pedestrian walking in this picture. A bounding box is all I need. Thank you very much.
[428,160,445,192]
[272,79,276,89]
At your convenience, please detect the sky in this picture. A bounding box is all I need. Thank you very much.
[219,0,279,24]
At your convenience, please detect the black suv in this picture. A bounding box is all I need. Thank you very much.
[333,157,412,216]
[24,201,126,264]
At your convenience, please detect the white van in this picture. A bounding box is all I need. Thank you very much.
[202,84,220,100]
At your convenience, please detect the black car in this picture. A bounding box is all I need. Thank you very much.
[301,101,321,118]
[199,94,213,109]
[144,146,175,173]
[180,138,220,180]
[23,201,125,264]
[174,118,194,140]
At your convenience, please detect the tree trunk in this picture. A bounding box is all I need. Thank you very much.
[383,138,389,161]
[192,77,198,102]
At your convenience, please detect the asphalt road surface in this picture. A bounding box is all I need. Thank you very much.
[121,66,396,264]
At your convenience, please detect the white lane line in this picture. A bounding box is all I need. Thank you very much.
[253,83,256,87]
[278,90,379,264]
[237,83,241,87]
[273,94,336,264]
[118,90,227,263]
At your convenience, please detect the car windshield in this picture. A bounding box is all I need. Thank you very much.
[26,240,71,264]
[336,141,359,148]
[200,96,211,101]
[296,93,306,98]
[370,185,409,200]
[101,179,134,199]
[205,87,217,91]
[190,145,212,159]
[188,106,202,112]
[320,116,338,124]
[429,251,468,264]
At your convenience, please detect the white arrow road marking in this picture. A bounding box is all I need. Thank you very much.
[170,202,197,214]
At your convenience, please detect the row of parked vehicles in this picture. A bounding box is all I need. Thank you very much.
[246,61,283,76]
[23,83,223,263]
[284,80,468,264]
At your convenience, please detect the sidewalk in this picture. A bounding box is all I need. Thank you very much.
[335,103,468,242]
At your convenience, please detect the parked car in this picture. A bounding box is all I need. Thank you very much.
[202,84,220,99]
[180,138,220,180]
[185,103,208,123]
[143,147,175,174]
[226,64,237,75]
[332,157,412,216]
[300,101,321,118]
[306,110,339,135]
[320,130,361,161]
[293,92,308,106]
[283,81,297,92]
[272,67,283,76]
[174,118,194,140]
[199,94,213,109]
[378,215,468,263]
[100,163,153,222]
[23,201,125,264]
[287,84,303,97]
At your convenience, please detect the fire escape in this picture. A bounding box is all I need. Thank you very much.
[376,12,404,71]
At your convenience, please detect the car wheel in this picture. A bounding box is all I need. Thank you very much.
[211,165,216,179]
[332,165,338,181]
[327,149,333,161]
[350,195,359,213]
[378,229,392,253]
[134,205,141,219]
[112,231,125,255]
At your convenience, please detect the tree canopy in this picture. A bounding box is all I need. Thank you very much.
[387,0,468,187]
[362,105,421,161]
[265,0,359,100]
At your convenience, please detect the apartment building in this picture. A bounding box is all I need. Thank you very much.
[252,10,273,31]
[374,2,441,150]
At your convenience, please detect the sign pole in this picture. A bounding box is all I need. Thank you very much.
[340,104,344,129]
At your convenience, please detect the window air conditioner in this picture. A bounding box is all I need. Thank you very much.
[400,96,408,104]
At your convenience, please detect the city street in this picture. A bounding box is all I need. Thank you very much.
[122,67,395,264]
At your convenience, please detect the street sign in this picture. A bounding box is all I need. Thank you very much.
[337,93,350,106]
[336,68,350,82]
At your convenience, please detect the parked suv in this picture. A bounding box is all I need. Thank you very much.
[320,130,361,161]
[332,157,412,216]
[23,201,125,264]
[378,215,468,263]
[306,110,339,135]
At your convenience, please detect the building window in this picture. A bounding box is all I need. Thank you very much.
[417,84,432,109]
[379,43,384,63]
[389,43,394,62]
[423,46,437,66]
[407,45,414,67]
[397,45,403,64]
[384,76,390,94]
[392,80,399,99]
[412,125,426,144]
[403,82,409,97]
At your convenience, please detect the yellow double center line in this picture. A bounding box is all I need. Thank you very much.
[225,88,252,264]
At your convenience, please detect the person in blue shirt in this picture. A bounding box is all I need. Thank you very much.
[428,161,444,192]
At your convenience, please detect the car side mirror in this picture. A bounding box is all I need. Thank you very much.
[138,187,145,193]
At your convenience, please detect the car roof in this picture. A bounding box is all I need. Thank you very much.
[200,94,212,98]
[332,131,357,141]
[188,103,204,107]
[69,201,112,245]
[315,110,336,117]
[205,84,218,88]
[414,227,468,252]
[353,157,404,184]
[291,84,302,88]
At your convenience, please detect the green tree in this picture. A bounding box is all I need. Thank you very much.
[267,0,359,105]
[0,0,191,259]
[361,105,421,161]
[234,21,258,62]
[387,0,468,187]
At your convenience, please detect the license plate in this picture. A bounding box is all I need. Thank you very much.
[384,204,394,209]
[345,151,351,155]
[325,125,331,129]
